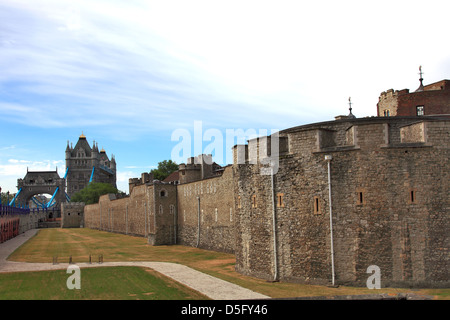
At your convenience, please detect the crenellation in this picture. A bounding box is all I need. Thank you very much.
[378,77,450,117]
[82,114,449,288]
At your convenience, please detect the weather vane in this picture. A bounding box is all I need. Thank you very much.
[348,97,355,118]
[416,65,424,92]
[419,65,423,79]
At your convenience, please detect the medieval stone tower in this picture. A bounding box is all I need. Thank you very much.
[65,133,117,197]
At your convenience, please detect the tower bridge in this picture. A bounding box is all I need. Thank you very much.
[7,133,117,221]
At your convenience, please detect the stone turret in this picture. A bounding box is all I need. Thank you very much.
[65,133,117,196]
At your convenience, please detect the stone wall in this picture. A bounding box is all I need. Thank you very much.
[150,183,178,245]
[84,166,236,253]
[234,117,449,287]
[61,202,85,228]
[84,191,148,237]
[84,183,177,245]
[377,89,401,116]
[177,165,235,253]
[83,116,449,288]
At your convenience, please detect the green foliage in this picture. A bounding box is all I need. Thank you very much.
[1,192,12,205]
[70,182,119,204]
[150,159,178,181]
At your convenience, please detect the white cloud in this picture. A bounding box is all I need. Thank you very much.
[115,170,135,193]
[0,159,65,193]
[1,0,449,135]
[0,0,449,193]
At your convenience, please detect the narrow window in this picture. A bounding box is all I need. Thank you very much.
[251,195,257,208]
[313,196,321,214]
[237,196,241,209]
[356,189,366,205]
[277,193,285,208]
[409,189,417,204]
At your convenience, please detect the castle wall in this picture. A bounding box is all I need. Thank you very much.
[84,188,149,237]
[84,183,179,246]
[85,166,235,252]
[377,89,400,116]
[234,117,449,287]
[177,166,235,253]
[61,202,85,228]
[82,117,448,288]
[150,183,178,245]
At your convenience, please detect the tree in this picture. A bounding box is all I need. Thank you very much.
[70,182,119,204]
[150,159,178,181]
[1,191,13,206]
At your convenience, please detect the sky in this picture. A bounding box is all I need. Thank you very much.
[0,0,449,195]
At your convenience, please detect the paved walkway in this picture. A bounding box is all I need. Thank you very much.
[0,229,269,300]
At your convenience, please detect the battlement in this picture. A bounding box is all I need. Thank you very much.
[231,116,449,167]
[378,78,450,117]
[179,154,223,184]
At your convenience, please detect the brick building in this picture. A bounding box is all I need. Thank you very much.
[377,68,450,117]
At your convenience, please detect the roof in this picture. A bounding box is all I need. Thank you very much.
[163,171,180,183]
[72,136,92,157]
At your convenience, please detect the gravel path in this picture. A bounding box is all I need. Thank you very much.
[0,229,269,300]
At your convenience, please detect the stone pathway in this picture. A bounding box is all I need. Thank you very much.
[0,229,269,300]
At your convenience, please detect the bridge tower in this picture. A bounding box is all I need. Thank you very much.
[14,169,66,217]
[65,133,117,197]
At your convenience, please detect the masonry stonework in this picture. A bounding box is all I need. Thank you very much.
[61,202,85,228]
[177,166,235,253]
[83,115,449,288]
[233,116,449,287]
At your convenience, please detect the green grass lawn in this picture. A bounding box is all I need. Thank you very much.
[0,266,208,300]
[4,228,450,300]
